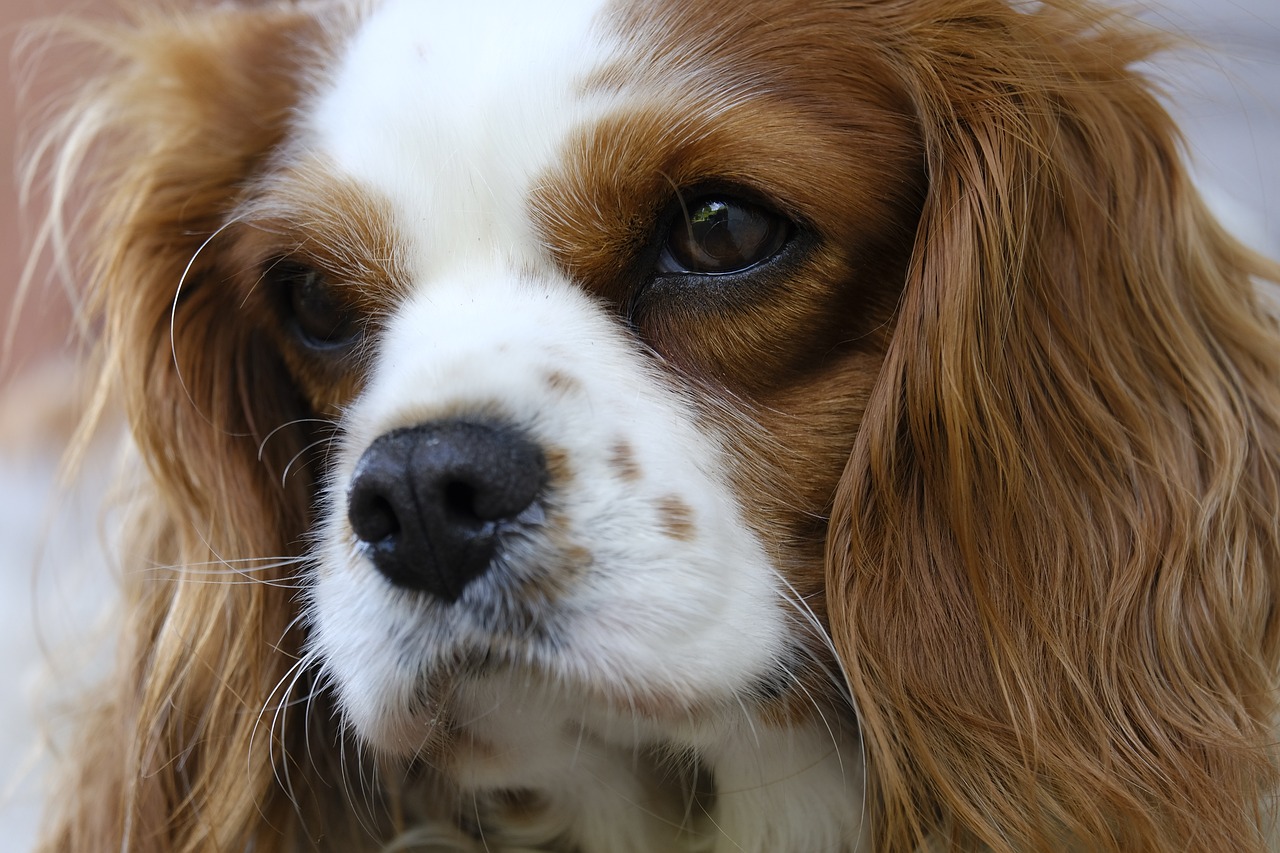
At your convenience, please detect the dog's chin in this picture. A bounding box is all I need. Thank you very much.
[336,643,717,763]
[324,631,549,760]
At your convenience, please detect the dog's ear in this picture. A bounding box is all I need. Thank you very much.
[825,3,1280,851]
[27,7,357,851]
[52,6,326,518]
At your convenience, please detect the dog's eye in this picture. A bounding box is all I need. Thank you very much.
[658,197,790,276]
[271,261,362,350]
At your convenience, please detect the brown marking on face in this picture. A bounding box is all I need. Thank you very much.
[75,4,385,523]
[532,0,922,380]
[541,533,594,584]
[656,494,697,542]
[713,350,890,631]
[543,369,582,398]
[518,508,592,602]
[608,440,642,483]
[562,543,595,571]
[226,157,410,415]
[543,444,575,490]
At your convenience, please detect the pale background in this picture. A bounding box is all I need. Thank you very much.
[0,0,1277,850]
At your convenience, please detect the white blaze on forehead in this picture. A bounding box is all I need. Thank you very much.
[309,0,618,275]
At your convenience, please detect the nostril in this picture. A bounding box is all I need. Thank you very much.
[349,490,401,544]
[442,479,482,524]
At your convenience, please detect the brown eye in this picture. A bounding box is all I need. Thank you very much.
[271,260,362,350]
[659,197,790,275]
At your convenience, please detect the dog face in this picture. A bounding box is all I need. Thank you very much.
[274,0,918,763]
[31,0,1280,850]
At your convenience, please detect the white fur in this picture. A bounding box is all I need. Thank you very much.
[301,1,863,849]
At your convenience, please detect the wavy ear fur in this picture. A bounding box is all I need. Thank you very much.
[828,2,1280,851]
[26,6,374,851]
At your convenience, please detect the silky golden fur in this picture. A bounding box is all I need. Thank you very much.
[22,0,1280,850]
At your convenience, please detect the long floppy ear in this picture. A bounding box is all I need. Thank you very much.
[27,7,362,852]
[827,2,1280,851]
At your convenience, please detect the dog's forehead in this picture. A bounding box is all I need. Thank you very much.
[308,0,625,275]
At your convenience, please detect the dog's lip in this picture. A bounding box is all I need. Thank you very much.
[420,618,566,680]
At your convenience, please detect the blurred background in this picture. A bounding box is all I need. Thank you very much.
[0,0,1277,850]
[2,2,117,849]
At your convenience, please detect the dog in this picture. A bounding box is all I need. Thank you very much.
[25,0,1280,850]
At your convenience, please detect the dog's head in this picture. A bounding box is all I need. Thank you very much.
[32,0,1280,850]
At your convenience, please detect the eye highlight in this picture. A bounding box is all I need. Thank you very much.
[658,196,791,276]
[268,260,363,351]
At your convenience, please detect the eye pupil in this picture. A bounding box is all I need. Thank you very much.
[273,261,361,350]
[663,196,789,275]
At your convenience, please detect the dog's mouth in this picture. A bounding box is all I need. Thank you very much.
[430,632,562,682]
[314,522,828,756]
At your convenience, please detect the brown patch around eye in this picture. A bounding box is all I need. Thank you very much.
[532,0,925,398]
[229,158,408,414]
[656,495,697,542]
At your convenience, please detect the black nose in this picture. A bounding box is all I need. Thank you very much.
[346,420,547,602]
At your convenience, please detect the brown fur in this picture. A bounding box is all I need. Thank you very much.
[25,5,371,851]
[23,0,1280,851]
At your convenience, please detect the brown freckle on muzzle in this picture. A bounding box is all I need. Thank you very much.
[608,440,642,482]
[544,445,574,487]
[563,542,594,570]
[543,369,582,397]
[656,495,696,541]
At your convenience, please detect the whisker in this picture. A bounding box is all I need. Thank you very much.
[141,555,307,571]
[766,567,872,845]
[785,671,846,778]
[768,565,855,702]
[298,655,328,780]
[265,657,312,817]
[352,733,385,842]
[137,555,311,588]
[336,722,379,842]
[158,577,308,588]
[281,433,341,488]
[472,786,495,853]
[258,417,340,462]
[168,216,245,431]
